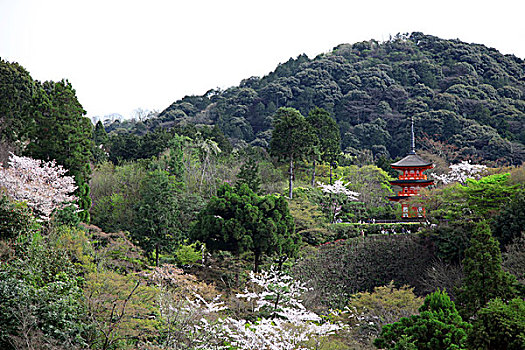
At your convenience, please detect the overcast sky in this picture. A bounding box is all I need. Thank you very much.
[1,0,524,120]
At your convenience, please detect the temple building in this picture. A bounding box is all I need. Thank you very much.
[388,120,434,218]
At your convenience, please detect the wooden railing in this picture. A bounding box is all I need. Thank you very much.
[398,174,427,180]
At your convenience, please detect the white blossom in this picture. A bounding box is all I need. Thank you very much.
[161,267,342,350]
[317,178,360,200]
[0,153,78,221]
[434,160,487,185]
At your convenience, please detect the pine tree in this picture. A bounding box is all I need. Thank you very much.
[374,290,471,350]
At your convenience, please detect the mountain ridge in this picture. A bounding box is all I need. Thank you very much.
[129,33,525,165]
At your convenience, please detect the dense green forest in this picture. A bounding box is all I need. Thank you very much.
[107,32,524,166]
[1,33,524,350]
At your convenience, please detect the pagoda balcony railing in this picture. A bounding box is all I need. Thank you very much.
[397,191,419,196]
[398,175,427,180]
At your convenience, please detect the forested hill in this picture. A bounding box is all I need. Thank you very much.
[155,32,525,165]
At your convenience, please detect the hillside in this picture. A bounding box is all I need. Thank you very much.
[153,32,525,165]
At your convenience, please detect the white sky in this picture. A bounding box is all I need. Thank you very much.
[1,0,524,120]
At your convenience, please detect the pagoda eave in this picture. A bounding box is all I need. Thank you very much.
[391,164,433,170]
[389,180,434,186]
[388,196,412,202]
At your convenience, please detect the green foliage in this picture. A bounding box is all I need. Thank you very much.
[492,189,525,248]
[0,232,90,349]
[344,282,423,344]
[92,120,109,163]
[306,107,340,164]
[270,107,317,198]
[150,33,525,165]
[191,183,299,271]
[373,290,471,350]
[89,161,147,233]
[287,190,329,245]
[426,174,517,223]
[25,79,93,220]
[423,221,477,264]
[468,298,525,350]
[0,195,35,240]
[455,222,517,320]
[133,169,183,266]
[83,270,160,349]
[175,241,202,266]
[0,59,35,150]
[460,173,517,218]
[108,127,174,163]
[236,156,261,194]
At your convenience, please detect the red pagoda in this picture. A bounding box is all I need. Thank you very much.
[388,119,433,218]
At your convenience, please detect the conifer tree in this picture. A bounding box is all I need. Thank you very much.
[374,290,470,350]
[270,107,317,199]
[191,183,298,271]
[26,80,93,222]
[306,107,340,185]
[134,169,182,267]
[455,222,517,320]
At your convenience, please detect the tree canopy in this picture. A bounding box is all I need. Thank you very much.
[190,183,298,271]
[270,107,317,198]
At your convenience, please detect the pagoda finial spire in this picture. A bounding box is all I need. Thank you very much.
[409,117,416,155]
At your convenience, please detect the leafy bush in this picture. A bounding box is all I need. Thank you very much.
[0,232,90,349]
[468,298,525,350]
[342,282,423,344]
[0,195,35,240]
[175,241,202,266]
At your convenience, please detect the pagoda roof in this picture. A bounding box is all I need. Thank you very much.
[391,153,433,168]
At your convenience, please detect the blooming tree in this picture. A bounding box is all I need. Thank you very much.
[433,161,487,185]
[0,153,77,220]
[318,178,360,223]
[161,267,341,350]
[229,267,341,350]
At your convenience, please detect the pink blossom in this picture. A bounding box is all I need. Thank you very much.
[0,153,78,221]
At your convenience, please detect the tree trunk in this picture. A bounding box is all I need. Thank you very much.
[329,163,333,185]
[289,157,294,199]
[311,159,316,186]
[254,251,261,273]
[155,242,160,267]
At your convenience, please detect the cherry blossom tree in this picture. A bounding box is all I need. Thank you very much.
[318,178,360,223]
[0,153,77,221]
[160,267,342,350]
[433,161,487,185]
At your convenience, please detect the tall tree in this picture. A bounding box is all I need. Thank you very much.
[270,107,317,199]
[134,169,182,266]
[25,80,93,222]
[92,120,109,164]
[0,59,35,161]
[306,107,341,185]
[455,222,517,320]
